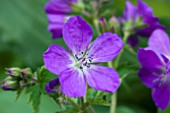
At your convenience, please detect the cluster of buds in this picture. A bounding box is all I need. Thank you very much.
[1,68,37,91]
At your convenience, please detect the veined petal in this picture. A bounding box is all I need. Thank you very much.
[59,68,86,97]
[88,33,123,62]
[45,0,71,14]
[148,29,170,57]
[138,68,159,88]
[84,65,120,93]
[138,48,164,72]
[43,44,74,75]
[152,82,170,110]
[62,16,93,55]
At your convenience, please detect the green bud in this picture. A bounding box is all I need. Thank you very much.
[6,67,21,77]
[21,68,32,76]
[2,80,18,91]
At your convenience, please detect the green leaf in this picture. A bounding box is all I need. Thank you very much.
[15,88,23,101]
[36,66,57,94]
[29,85,42,113]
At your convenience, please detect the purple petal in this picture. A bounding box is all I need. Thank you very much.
[123,1,138,21]
[46,78,60,93]
[152,82,170,110]
[1,85,15,91]
[45,0,71,14]
[88,33,123,62]
[47,14,66,38]
[138,48,164,72]
[127,35,139,47]
[85,65,120,93]
[137,24,166,37]
[137,0,157,24]
[62,16,93,55]
[137,0,166,37]
[138,68,159,88]
[59,68,86,97]
[43,44,74,75]
[148,29,170,56]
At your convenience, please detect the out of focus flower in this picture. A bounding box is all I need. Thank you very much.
[1,68,36,91]
[45,0,77,39]
[44,16,123,97]
[46,78,60,94]
[119,0,165,46]
[2,77,18,91]
[6,68,21,77]
[138,29,170,110]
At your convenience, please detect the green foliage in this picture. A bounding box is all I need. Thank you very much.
[29,85,42,113]
[13,66,57,113]
[0,0,170,113]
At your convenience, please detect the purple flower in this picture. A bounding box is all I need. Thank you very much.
[120,0,165,46]
[43,16,123,97]
[138,29,170,110]
[45,0,77,39]
[46,78,60,93]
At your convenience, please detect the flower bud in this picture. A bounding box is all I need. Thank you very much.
[21,68,32,76]
[2,80,18,91]
[45,78,60,94]
[6,68,21,77]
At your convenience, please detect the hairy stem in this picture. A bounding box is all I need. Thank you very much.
[109,31,130,113]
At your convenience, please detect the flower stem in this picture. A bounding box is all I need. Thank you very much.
[109,31,130,113]
[67,97,81,111]
[110,92,117,113]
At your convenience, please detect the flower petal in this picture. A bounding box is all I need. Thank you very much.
[138,68,159,88]
[45,78,60,94]
[43,44,74,75]
[47,14,66,38]
[152,82,170,110]
[88,33,123,62]
[59,68,86,97]
[84,65,120,93]
[124,1,138,21]
[127,35,139,47]
[148,29,170,57]
[137,0,166,37]
[137,0,158,24]
[62,16,93,55]
[138,48,163,72]
[45,0,71,14]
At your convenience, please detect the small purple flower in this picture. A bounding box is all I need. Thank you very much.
[138,29,170,110]
[120,0,165,46]
[45,0,77,39]
[46,78,60,93]
[43,16,123,97]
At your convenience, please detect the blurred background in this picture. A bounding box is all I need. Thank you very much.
[0,0,170,113]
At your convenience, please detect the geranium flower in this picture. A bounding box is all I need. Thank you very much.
[43,16,123,97]
[138,29,170,110]
[45,0,77,39]
[120,0,165,46]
